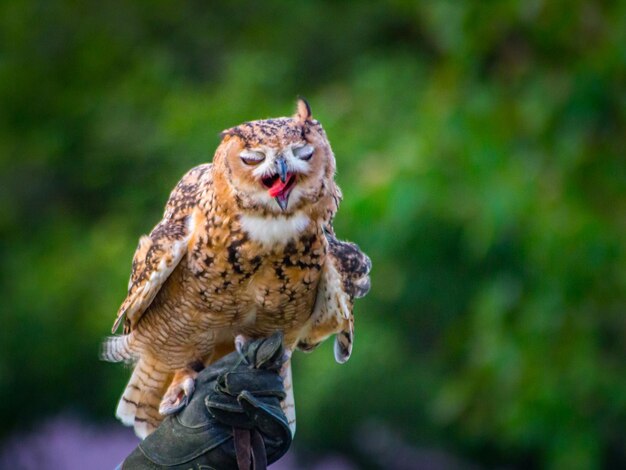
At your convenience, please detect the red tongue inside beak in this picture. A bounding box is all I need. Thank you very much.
[268,175,292,197]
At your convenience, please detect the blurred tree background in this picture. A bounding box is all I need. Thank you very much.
[1,1,625,468]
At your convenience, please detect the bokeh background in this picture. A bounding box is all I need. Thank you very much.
[1,1,625,469]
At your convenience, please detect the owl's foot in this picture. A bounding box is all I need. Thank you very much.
[159,370,197,415]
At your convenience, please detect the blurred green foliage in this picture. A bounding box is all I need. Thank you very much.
[1,1,625,468]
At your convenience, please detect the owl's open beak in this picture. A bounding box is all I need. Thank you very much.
[262,158,296,212]
[268,174,296,211]
[259,156,296,211]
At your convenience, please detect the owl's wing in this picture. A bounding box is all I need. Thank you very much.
[326,232,372,301]
[111,165,210,334]
[298,230,371,363]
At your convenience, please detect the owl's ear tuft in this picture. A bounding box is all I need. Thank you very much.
[295,97,312,123]
[219,128,235,140]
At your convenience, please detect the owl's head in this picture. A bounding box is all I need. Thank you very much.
[215,99,338,216]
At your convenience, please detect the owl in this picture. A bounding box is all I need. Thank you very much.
[102,99,371,439]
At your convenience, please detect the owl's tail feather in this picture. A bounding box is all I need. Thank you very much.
[115,356,172,439]
[101,334,137,363]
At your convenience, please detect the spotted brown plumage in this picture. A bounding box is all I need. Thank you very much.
[102,99,371,439]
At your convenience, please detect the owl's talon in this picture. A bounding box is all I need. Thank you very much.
[235,334,250,355]
[159,376,195,415]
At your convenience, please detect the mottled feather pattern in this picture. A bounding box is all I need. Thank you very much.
[326,233,372,300]
[103,100,370,439]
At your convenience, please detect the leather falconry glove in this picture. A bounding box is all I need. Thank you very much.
[119,332,292,470]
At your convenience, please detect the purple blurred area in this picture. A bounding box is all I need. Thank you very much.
[0,415,357,470]
[0,415,139,470]
[0,415,471,469]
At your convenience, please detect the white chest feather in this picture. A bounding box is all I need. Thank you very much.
[240,213,311,246]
